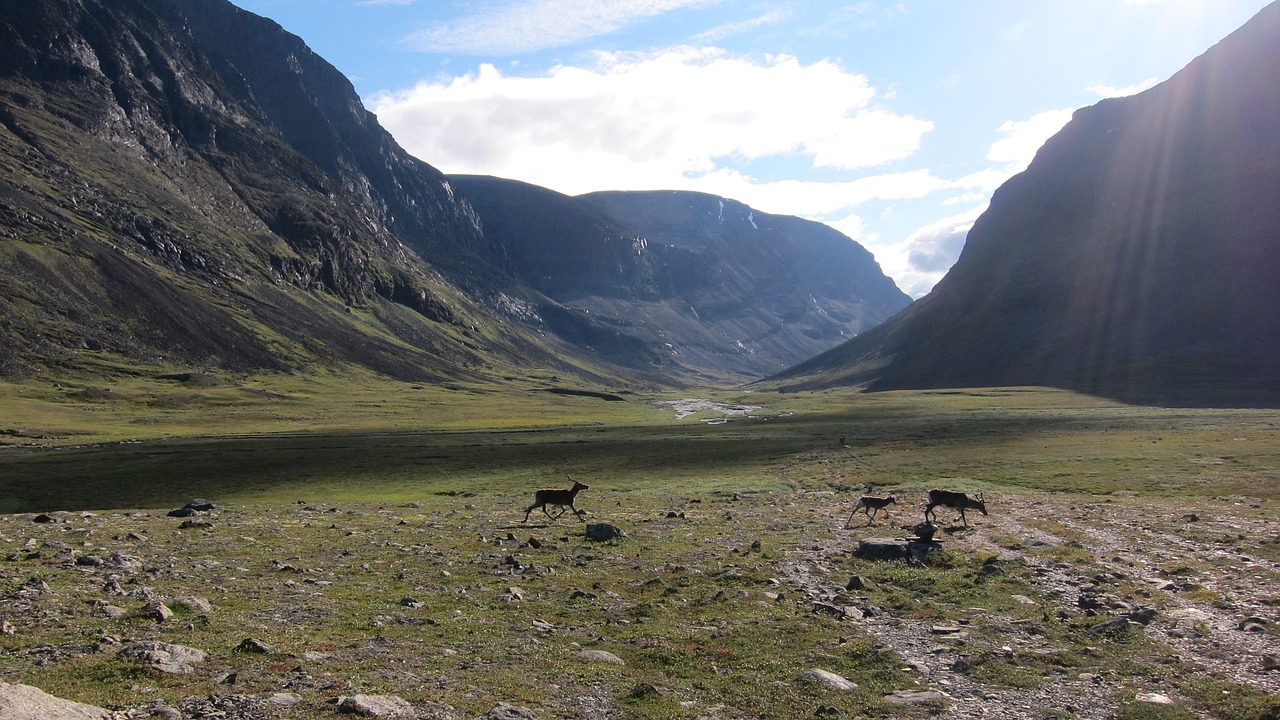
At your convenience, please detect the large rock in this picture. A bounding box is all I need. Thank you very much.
[854,538,941,565]
[118,641,207,674]
[799,668,858,691]
[585,523,627,541]
[0,682,109,720]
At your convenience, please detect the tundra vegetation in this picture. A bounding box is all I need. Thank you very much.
[0,375,1277,719]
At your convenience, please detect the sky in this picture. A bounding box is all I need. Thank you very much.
[230,0,1272,297]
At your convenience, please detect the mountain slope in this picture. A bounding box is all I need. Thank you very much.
[768,1,1280,406]
[450,178,912,381]
[0,0,598,383]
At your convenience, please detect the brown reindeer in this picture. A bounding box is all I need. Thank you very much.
[845,495,897,527]
[924,489,987,527]
[523,478,590,522]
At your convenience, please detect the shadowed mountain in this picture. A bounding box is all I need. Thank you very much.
[450,177,911,381]
[0,0,911,387]
[767,2,1280,407]
[0,0,567,383]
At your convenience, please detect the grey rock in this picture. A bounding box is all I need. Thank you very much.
[478,703,540,720]
[267,693,302,707]
[234,638,272,654]
[336,694,415,718]
[580,649,625,665]
[883,690,946,706]
[585,523,626,541]
[118,641,206,674]
[135,602,173,622]
[799,668,857,691]
[0,681,109,719]
[169,595,213,614]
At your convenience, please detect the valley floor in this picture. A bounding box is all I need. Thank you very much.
[1,386,1278,719]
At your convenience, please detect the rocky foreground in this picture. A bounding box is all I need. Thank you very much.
[1,489,1278,719]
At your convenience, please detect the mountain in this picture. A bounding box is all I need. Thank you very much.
[768,1,1280,407]
[450,177,911,381]
[0,0,565,383]
[0,0,911,387]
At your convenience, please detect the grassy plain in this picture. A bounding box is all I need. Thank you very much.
[0,376,1278,719]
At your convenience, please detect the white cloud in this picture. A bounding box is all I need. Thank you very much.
[400,0,717,55]
[1086,77,1159,98]
[372,48,935,204]
[694,9,789,41]
[987,108,1075,168]
[875,205,986,298]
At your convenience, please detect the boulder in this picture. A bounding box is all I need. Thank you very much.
[0,682,109,720]
[118,641,206,674]
[585,523,626,541]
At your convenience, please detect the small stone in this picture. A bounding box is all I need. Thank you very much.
[268,692,302,707]
[337,694,415,718]
[169,596,213,614]
[136,602,173,622]
[883,690,945,706]
[845,576,865,590]
[477,703,540,720]
[580,649,625,665]
[585,523,626,541]
[235,638,272,654]
[799,668,857,691]
[1134,692,1174,705]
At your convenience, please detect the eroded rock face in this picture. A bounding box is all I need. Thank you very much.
[0,682,110,720]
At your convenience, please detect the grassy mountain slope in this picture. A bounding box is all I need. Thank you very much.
[0,0,628,385]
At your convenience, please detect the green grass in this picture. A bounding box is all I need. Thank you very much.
[2,379,1279,718]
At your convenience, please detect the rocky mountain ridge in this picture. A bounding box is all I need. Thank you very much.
[0,0,906,387]
[451,177,910,380]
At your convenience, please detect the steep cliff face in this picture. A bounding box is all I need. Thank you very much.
[768,1,1280,406]
[450,178,912,380]
[0,0,553,381]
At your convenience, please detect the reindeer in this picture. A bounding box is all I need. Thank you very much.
[845,495,897,527]
[523,477,590,522]
[924,489,987,527]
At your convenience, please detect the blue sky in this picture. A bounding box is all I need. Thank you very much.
[231,0,1272,297]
